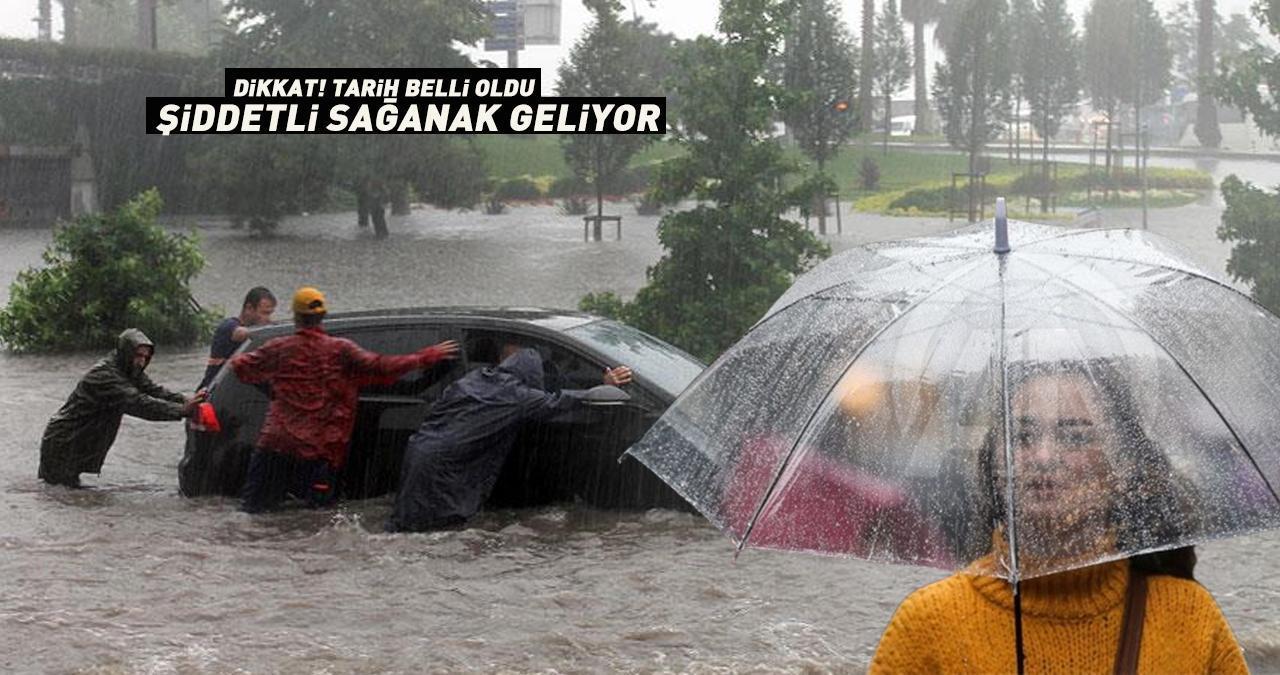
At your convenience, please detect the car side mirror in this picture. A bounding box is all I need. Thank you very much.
[581,384,631,406]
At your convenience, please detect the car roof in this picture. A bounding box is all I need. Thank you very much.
[249,306,600,337]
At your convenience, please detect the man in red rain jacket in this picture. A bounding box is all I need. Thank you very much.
[231,286,459,512]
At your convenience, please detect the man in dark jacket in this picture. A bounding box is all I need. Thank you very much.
[230,286,459,513]
[197,286,276,390]
[39,328,204,488]
[387,346,632,532]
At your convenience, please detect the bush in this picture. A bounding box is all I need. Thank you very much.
[549,175,589,199]
[613,163,655,195]
[493,176,544,201]
[634,193,663,215]
[0,189,218,352]
[1009,171,1057,196]
[560,196,590,215]
[859,158,881,191]
[578,291,626,320]
[483,195,508,215]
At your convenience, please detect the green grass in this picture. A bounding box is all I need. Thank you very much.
[473,135,685,180]
[473,135,569,178]
[471,135,1211,214]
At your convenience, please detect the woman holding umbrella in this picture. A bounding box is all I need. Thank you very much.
[869,360,1248,674]
[624,206,1278,674]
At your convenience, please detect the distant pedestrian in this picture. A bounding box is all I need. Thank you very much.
[197,286,276,390]
[230,286,459,512]
[39,328,205,488]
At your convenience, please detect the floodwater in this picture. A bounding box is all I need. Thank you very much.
[3,186,1280,673]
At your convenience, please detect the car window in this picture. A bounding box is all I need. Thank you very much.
[337,325,465,398]
[462,329,603,394]
[563,320,705,399]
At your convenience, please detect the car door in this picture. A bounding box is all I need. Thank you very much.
[337,322,467,498]
[469,329,670,509]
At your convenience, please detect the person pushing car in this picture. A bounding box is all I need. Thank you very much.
[230,286,459,512]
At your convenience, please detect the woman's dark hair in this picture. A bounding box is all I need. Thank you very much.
[971,358,1199,580]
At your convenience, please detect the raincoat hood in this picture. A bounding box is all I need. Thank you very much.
[115,328,155,374]
[495,348,545,390]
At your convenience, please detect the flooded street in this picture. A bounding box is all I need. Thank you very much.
[4,190,1280,673]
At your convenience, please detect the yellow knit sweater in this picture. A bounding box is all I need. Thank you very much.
[869,560,1248,674]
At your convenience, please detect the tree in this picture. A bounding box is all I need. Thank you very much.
[1216,0,1280,314]
[0,189,217,352]
[1023,0,1080,171]
[1168,4,1260,146]
[209,0,490,236]
[859,0,876,132]
[901,0,943,135]
[581,0,830,361]
[1086,0,1164,177]
[1009,0,1037,162]
[1131,0,1172,135]
[558,0,675,240]
[781,0,858,234]
[1218,176,1280,314]
[1195,0,1222,147]
[873,0,912,154]
[932,0,1011,221]
[62,0,223,54]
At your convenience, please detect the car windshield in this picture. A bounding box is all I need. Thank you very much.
[564,320,705,399]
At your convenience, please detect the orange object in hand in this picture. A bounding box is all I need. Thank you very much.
[190,401,222,433]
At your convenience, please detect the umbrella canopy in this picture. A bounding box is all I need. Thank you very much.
[627,216,1280,582]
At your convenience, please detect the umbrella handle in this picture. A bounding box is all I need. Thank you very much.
[1013,578,1025,675]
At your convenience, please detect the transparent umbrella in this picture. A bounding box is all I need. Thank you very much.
[628,203,1280,584]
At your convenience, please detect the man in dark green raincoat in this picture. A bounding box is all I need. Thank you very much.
[38,328,204,487]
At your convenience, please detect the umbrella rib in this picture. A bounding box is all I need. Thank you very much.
[751,249,990,333]
[1019,256,1280,511]
[1020,235,1260,312]
[734,255,993,554]
[998,256,1022,584]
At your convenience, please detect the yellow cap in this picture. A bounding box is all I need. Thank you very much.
[291,287,327,316]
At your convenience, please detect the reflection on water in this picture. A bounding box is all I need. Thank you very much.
[2,203,1279,672]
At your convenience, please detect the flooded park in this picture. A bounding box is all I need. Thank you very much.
[3,150,1280,672]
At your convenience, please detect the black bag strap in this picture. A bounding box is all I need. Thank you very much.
[1114,570,1149,675]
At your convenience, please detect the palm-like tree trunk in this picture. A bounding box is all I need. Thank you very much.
[911,17,929,134]
[61,0,77,45]
[860,0,876,133]
[37,0,52,41]
[1194,0,1221,147]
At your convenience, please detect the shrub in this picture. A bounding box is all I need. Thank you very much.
[493,176,543,201]
[634,193,663,215]
[549,175,589,199]
[483,195,508,215]
[560,196,590,215]
[578,291,626,320]
[0,189,218,352]
[859,158,881,191]
[613,163,654,195]
[1009,171,1057,196]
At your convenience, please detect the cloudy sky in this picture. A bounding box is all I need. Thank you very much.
[0,0,1266,94]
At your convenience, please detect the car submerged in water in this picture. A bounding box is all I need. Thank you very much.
[178,307,704,511]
